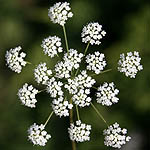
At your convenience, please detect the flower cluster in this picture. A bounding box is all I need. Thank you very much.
[81,22,106,45]
[86,51,106,74]
[118,51,143,78]
[48,2,73,26]
[65,70,96,94]
[5,1,142,149]
[68,120,91,142]
[65,70,95,107]
[52,97,73,117]
[55,49,83,79]
[34,63,52,85]
[18,83,38,108]
[46,77,63,98]
[28,123,51,146]
[5,46,26,73]
[103,123,131,148]
[41,36,63,58]
[96,82,119,106]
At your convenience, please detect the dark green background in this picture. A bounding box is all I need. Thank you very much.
[0,0,149,150]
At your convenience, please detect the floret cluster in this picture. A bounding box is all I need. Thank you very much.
[103,123,131,148]
[28,123,51,146]
[68,120,91,142]
[5,1,143,149]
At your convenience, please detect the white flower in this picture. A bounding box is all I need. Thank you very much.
[5,46,26,73]
[48,2,73,26]
[18,83,38,108]
[72,89,91,107]
[103,122,131,148]
[118,51,143,78]
[55,49,83,79]
[41,36,63,58]
[34,63,52,85]
[65,70,96,94]
[86,51,106,74]
[68,120,91,142]
[81,22,106,45]
[96,82,119,106]
[52,97,73,117]
[28,123,51,146]
[63,49,84,69]
[55,61,71,79]
[46,77,63,98]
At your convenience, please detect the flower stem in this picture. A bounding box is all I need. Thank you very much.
[25,61,32,65]
[92,86,98,90]
[69,98,76,150]
[63,25,69,53]
[84,42,90,55]
[76,105,80,120]
[44,111,53,127]
[38,89,46,93]
[90,102,109,127]
[90,69,112,77]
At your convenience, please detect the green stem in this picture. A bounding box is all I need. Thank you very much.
[44,111,53,127]
[25,61,32,65]
[38,89,46,93]
[75,69,79,77]
[76,105,80,120]
[84,42,90,55]
[90,102,109,127]
[69,99,76,150]
[91,69,112,77]
[63,25,69,53]
[92,86,98,90]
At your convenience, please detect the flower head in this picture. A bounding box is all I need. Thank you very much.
[34,63,52,85]
[65,70,96,95]
[52,97,73,117]
[96,82,119,106]
[68,120,91,142]
[41,36,63,58]
[5,46,26,73]
[118,51,143,78]
[55,49,83,79]
[103,122,131,148]
[18,83,38,108]
[46,77,63,98]
[28,123,51,146]
[72,89,91,107]
[48,2,73,26]
[81,22,106,45]
[86,51,106,74]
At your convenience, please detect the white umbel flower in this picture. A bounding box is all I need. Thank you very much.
[68,120,91,142]
[86,51,106,74]
[96,82,119,106]
[5,46,26,73]
[52,97,73,117]
[81,22,106,45]
[72,89,91,107]
[48,2,73,26]
[118,51,143,78]
[34,63,52,85]
[18,83,38,108]
[41,36,63,58]
[55,49,83,79]
[46,77,63,98]
[63,49,84,69]
[28,123,51,146]
[103,122,131,148]
[55,61,71,79]
[65,70,96,94]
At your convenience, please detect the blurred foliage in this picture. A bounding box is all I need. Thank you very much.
[0,0,150,150]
